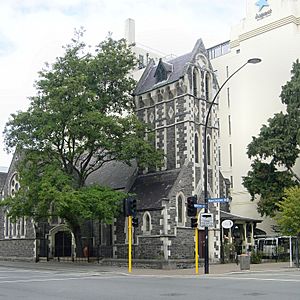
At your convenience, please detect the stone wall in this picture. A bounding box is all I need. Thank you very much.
[0,239,35,259]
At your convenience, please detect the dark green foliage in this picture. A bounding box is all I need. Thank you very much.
[1,30,163,251]
[243,60,300,217]
[250,250,262,264]
[276,187,300,236]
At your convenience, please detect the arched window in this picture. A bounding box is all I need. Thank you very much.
[205,73,210,101]
[10,173,20,197]
[195,133,199,164]
[193,68,198,97]
[142,212,152,234]
[207,136,211,166]
[177,194,185,225]
[145,214,150,232]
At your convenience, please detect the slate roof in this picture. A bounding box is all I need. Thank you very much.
[0,172,7,191]
[134,38,216,96]
[130,169,180,210]
[85,160,137,192]
[134,52,193,96]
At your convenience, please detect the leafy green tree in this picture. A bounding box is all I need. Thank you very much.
[2,30,163,254]
[243,60,300,217]
[276,187,300,236]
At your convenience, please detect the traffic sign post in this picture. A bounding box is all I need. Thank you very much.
[200,213,214,228]
[194,203,206,209]
[208,198,229,203]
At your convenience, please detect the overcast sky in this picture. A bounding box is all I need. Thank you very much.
[0,0,247,170]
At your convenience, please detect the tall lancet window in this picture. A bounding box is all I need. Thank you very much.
[207,136,211,166]
[177,194,185,226]
[193,68,198,97]
[205,73,210,101]
[195,133,199,163]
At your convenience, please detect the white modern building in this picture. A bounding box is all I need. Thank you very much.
[124,18,171,80]
[208,0,300,235]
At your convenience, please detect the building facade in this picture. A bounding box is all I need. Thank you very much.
[0,40,231,264]
[208,0,300,235]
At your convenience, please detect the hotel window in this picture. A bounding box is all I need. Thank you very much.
[230,176,234,188]
[138,54,144,69]
[218,146,221,167]
[227,87,230,107]
[228,115,232,135]
[226,66,229,78]
[229,144,233,167]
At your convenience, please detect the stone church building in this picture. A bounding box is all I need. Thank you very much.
[0,39,236,265]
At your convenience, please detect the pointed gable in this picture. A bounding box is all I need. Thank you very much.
[134,38,215,96]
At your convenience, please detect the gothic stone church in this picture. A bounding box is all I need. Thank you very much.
[0,39,229,264]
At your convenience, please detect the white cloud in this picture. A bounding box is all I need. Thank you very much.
[0,0,246,167]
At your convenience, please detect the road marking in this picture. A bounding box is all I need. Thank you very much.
[0,275,129,284]
[207,276,300,283]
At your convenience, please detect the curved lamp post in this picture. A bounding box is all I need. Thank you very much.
[203,58,262,274]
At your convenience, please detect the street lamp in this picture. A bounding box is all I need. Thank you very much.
[203,58,261,274]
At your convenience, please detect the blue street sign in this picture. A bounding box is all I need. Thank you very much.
[194,203,206,209]
[208,198,229,203]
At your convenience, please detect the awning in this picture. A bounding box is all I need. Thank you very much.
[220,210,262,223]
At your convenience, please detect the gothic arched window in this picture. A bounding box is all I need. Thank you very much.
[195,133,199,164]
[177,194,185,225]
[142,212,152,234]
[193,69,198,97]
[207,136,211,166]
[205,73,210,101]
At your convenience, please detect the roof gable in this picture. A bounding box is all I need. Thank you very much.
[134,38,212,96]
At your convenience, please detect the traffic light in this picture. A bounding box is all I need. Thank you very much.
[132,217,139,228]
[187,195,197,217]
[123,198,130,217]
[123,197,137,217]
[130,198,137,217]
[191,217,198,228]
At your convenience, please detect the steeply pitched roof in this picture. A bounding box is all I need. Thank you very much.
[130,169,180,210]
[134,52,193,95]
[134,38,213,96]
[85,160,137,192]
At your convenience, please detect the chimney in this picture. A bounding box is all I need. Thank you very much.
[125,18,135,44]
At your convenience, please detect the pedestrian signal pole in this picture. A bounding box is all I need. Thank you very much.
[195,219,199,274]
[128,215,132,273]
[124,197,138,273]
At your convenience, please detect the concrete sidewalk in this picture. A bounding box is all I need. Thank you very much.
[0,260,295,276]
[128,261,293,276]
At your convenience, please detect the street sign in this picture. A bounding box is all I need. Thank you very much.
[208,197,229,203]
[194,203,206,209]
[200,213,214,228]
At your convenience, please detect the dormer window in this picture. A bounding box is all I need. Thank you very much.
[154,58,173,83]
[156,67,167,82]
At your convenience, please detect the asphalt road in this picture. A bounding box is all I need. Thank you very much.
[0,264,299,300]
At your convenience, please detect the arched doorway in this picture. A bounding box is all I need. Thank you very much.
[55,231,72,257]
[48,225,75,258]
